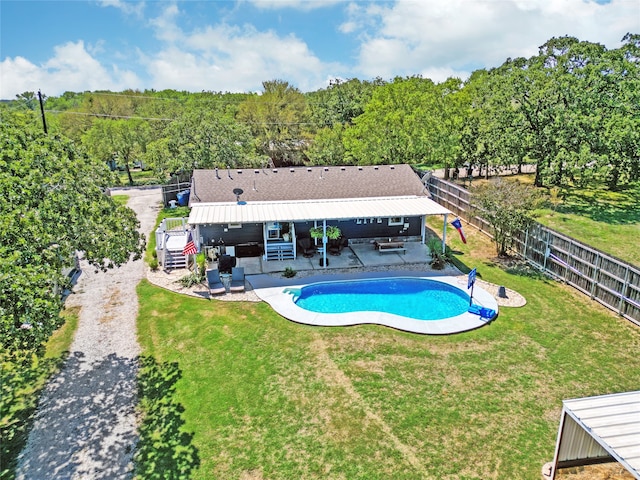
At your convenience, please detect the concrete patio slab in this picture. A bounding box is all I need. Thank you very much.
[231,241,431,275]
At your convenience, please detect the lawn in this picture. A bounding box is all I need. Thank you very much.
[116,168,162,186]
[465,175,640,267]
[136,227,640,479]
[534,183,640,267]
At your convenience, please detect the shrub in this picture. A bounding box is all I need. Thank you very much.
[176,272,202,288]
[427,237,449,270]
[196,253,206,280]
[149,259,159,271]
[282,267,297,278]
[309,225,341,240]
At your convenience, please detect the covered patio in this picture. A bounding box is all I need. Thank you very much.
[188,195,453,269]
[231,240,434,275]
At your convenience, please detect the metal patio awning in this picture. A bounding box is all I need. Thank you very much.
[550,390,640,479]
[187,195,452,225]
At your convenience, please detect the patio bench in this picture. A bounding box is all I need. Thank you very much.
[374,241,406,254]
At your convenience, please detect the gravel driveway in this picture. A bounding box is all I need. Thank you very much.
[16,187,162,480]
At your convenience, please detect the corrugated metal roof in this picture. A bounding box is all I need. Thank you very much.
[553,390,640,479]
[187,196,451,225]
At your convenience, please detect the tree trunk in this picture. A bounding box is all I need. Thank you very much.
[124,163,134,186]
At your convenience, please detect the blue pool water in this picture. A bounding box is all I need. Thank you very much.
[293,278,470,321]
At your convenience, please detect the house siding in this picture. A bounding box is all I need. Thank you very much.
[294,216,422,240]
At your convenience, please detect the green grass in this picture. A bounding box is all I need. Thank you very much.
[116,168,162,186]
[111,194,129,207]
[534,183,640,266]
[462,174,640,266]
[1,308,79,479]
[136,228,640,479]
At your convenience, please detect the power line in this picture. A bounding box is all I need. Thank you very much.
[46,89,356,107]
[46,110,174,122]
[45,109,327,126]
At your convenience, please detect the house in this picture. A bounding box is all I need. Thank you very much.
[185,164,452,265]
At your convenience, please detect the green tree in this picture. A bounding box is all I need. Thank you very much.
[471,178,541,256]
[305,124,348,165]
[83,118,151,185]
[237,80,309,166]
[144,108,256,179]
[0,119,145,355]
[344,76,461,167]
[478,35,640,190]
[306,77,384,129]
[14,91,38,111]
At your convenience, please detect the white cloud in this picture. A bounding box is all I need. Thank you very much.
[142,6,340,92]
[98,0,145,17]
[148,3,183,43]
[247,0,344,11]
[0,41,142,99]
[348,0,640,81]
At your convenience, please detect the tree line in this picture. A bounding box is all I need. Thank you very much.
[9,34,639,191]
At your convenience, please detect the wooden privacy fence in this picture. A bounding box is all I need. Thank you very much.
[427,176,640,326]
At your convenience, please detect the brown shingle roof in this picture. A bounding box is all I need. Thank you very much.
[190,164,426,203]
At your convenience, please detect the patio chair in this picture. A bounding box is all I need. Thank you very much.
[230,267,245,293]
[206,269,226,295]
[329,236,348,256]
[297,237,316,258]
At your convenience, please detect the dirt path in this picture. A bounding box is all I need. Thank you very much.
[16,187,162,480]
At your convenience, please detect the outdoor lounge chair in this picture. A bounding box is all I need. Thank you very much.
[329,236,348,256]
[230,267,245,293]
[206,269,226,295]
[297,237,316,258]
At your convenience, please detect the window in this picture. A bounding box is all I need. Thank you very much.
[388,216,404,226]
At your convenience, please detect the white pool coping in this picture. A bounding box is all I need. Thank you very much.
[252,275,499,335]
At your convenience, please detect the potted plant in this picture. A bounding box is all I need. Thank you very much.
[309,225,341,240]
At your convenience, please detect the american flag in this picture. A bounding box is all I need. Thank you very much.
[182,231,198,255]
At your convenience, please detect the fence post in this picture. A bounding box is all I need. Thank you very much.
[523,229,529,258]
[543,229,551,271]
[590,253,600,299]
[619,266,630,315]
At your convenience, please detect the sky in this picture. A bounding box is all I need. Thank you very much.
[1,0,639,99]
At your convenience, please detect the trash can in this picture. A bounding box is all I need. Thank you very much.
[177,189,190,206]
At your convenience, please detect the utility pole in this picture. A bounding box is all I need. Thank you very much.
[37,90,48,134]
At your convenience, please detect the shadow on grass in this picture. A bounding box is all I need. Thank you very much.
[482,256,552,282]
[135,356,200,480]
[557,185,640,225]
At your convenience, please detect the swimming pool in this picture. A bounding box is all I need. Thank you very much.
[293,278,470,320]
[252,274,499,335]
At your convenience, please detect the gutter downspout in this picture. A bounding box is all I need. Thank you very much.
[421,215,426,244]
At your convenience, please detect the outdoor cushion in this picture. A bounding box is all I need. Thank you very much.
[230,267,245,292]
[206,269,226,295]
